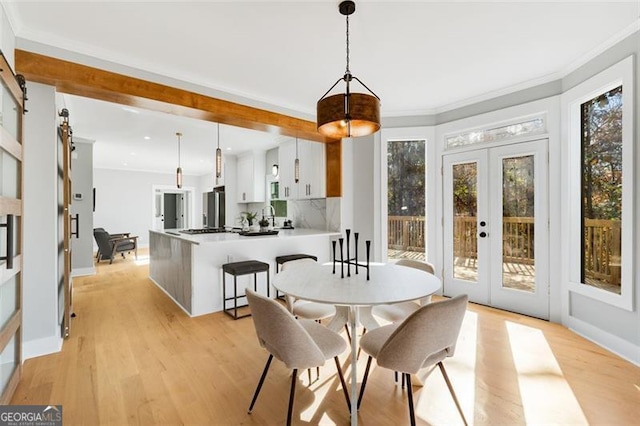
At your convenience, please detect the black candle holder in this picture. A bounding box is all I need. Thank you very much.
[333,228,370,280]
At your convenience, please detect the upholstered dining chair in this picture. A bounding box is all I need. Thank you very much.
[372,259,436,323]
[357,294,469,426]
[245,289,350,426]
[281,258,336,322]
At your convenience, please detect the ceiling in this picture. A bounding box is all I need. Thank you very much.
[5,1,639,175]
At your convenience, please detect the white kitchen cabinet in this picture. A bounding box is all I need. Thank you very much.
[277,140,297,200]
[298,140,325,199]
[236,151,266,203]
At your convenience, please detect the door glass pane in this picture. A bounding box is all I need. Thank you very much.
[0,150,20,198]
[0,275,17,329]
[0,83,20,141]
[452,163,478,281]
[502,155,536,292]
[0,333,18,392]
[581,86,622,294]
[387,140,425,261]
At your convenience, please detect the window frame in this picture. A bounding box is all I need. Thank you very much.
[563,55,634,311]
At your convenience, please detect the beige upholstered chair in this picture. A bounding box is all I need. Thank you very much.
[245,289,350,426]
[358,294,469,426]
[281,258,336,321]
[372,259,436,323]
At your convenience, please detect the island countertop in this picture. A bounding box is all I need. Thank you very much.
[150,228,340,244]
[149,228,339,316]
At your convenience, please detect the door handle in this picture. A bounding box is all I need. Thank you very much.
[479,231,488,238]
[1,215,13,269]
[71,213,80,238]
[479,221,486,227]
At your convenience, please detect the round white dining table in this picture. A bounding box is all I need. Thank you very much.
[273,262,441,425]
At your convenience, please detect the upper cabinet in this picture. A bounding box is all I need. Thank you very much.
[278,140,297,200]
[236,151,266,203]
[298,140,325,199]
[277,140,325,200]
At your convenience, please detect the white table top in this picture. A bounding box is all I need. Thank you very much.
[273,262,441,306]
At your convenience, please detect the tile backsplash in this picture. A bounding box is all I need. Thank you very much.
[287,199,327,230]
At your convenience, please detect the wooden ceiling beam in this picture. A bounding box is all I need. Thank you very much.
[15,49,342,196]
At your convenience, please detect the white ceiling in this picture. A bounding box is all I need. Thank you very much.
[5,1,639,174]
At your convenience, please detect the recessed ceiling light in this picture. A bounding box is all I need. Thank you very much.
[122,107,139,114]
[123,162,128,166]
[130,152,136,156]
[226,147,232,151]
[144,136,151,140]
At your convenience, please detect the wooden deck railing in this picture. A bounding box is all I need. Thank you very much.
[388,216,425,252]
[388,215,620,285]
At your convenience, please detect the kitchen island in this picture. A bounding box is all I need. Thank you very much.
[149,229,340,316]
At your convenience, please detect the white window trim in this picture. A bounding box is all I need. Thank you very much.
[562,55,634,311]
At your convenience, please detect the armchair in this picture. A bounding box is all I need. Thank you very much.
[93,228,138,264]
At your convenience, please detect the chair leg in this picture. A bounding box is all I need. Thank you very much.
[438,362,468,426]
[357,356,373,410]
[287,368,298,426]
[406,373,416,426]
[307,368,312,385]
[334,356,351,412]
[248,354,273,414]
[344,324,351,343]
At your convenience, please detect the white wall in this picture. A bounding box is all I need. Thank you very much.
[22,82,62,359]
[71,140,95,275]
[93,169,200,247]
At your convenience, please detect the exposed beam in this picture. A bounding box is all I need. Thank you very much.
[15,50,342,196]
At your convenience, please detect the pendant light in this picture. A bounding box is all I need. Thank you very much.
[316,0,380,139]
[272,164,279,177]
[176,132,183,189]
[294,138,300,183]
[215,123,222,178]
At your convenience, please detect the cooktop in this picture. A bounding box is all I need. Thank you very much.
[179,228,228,235]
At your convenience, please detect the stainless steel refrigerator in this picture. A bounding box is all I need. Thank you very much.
[203,186,225,228]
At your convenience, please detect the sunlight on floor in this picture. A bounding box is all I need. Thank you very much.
[506,321,588,425]
[299,365,342,424]
[134,255,150,266]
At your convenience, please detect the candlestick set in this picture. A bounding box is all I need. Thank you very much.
[332,229,371,280]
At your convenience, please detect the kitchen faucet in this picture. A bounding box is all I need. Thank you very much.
[262,204,276,227]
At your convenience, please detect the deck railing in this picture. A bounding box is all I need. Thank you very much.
[388,216,425,252]
[388,215,620,285]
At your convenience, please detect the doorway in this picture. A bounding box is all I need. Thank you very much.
[152,186,194,231]
[442,139,549,319]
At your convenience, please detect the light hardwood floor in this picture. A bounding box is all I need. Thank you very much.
[12,249,640,425]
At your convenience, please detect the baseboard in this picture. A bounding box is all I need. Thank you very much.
[71,267,96,277]
[567,316,640,366]
[23,335,63,360]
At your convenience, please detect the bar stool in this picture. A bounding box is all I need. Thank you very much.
[274,254,318,299]
[275,254,318,273]
[222,260,270,320]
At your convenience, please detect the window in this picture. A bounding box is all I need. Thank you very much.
[580,86,622,294]
[387,140,425,261]
[564,56,634,310]
[445,116,545,149]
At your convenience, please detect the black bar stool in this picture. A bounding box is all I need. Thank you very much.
[222,260,270,319]
[274,254,317,299]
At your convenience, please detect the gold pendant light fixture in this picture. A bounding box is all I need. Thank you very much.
[215,123,222,178]
[175,132,183,189]
[316,0,380,139]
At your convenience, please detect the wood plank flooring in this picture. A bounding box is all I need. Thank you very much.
[11,249,640,425]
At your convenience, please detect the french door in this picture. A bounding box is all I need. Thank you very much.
[443,139,549,319]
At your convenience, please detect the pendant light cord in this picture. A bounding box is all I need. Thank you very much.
[217,123,220,149]
[345,14,350,75]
